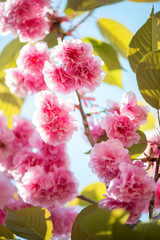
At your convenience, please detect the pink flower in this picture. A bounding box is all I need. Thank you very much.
[32,90,77,145]
[1,0,51,42]
[5,68,47,97]
[0,172,16,209]
[107,100,120,114]
[52,167,78,205]
[12,115,35,147]
[0,207,7,225]
[101,114,140,148]
[107,161,155,202]
[51,39,93,63]
[120,91,149,128]
[17,42,50,74]
[0,128,15,168]
[50,206,78,239]
[29,132,69,170]
[90,122,106,143]
[18,166,78,207]
[89,139,130,183]
[11,149,45,180]
[99,196,145,224]
[43,39,105,94]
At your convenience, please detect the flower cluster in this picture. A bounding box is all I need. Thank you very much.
[43,39,105,94]
[5,42,49,97]
[89,92,155,224]
[0,0,51,42]
[0,112,78,221]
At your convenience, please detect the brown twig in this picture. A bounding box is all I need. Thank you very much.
[69,10,93,33]
[149,153,160,219]
[76,90,95,147]
[77,195,97,204]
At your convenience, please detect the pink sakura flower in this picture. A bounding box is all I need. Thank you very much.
[0,0,51,42]
[107,161,155,203]
[29,131,69,170]
[5,68,47,97]
[99,196,146,225]
[107,100,120,114]
[120,91,149,128]
[12,115,35,148]
[0,207,7,225]
[50,206,78,239]
[0,172,16,210]
[43,39,105,94]
[90,122,106,143]
[101,114,140,148]
[32,90,77,145]
[17,42,50,74]
[17,166,78,207]
[11,149,45,181]
[0,128,15,168]
[89,139,130,183]
[50,39,93,63]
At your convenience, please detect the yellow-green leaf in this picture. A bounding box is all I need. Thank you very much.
[71,204,130,240]
[0,38,25,78]
[0,78,24,128]
[97,18,133,58]
[82,37,122,88]
[103,65,122,88]
[66,0,124,11]
[138,101,156,131]
[83,37,122,70]
[0,225,16,239]
[128,130,147,159]
[128,8,160,72]
[134,219,160,240]
[69,182,106,207]
[136,51,160,109]
[43,31,58,48]
[5,207,53,240]
[128,0,159,2]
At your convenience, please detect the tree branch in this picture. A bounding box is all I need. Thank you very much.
[149,152,160,219]
[69,11,93,33]
[76,90,95,147]
[77,195,97,204]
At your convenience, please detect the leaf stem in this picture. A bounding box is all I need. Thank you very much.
[76,90,95,147]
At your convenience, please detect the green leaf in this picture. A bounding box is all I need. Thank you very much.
[83,37,123,88]
[83,37,122,71]
[128,130,147,159]
[66,0,124,11]
[0,225,16,239]
[128,0,159,2]
[43,31,58,48]
[128,8,160,72]
[0,38,25,78]
[97,18,133,58]
[0,78,24,128]
[71,204,130,240]
[69,182,106,207]
[136,51,160,109]
[5,207,53,240]
[102,65,122,88]
[138,101,156,131]
[134,220,160,240]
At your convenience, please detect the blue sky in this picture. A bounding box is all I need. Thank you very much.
[0,0,160,192]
